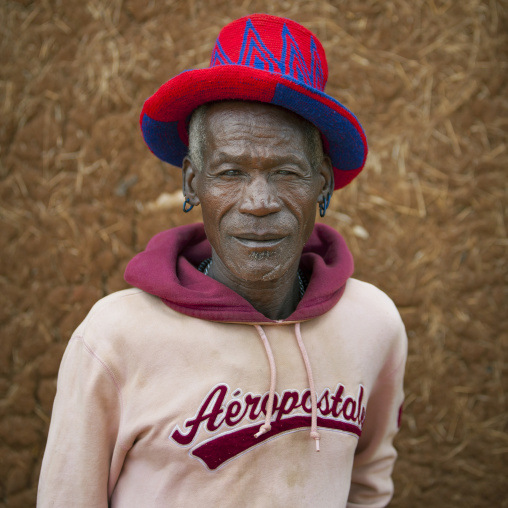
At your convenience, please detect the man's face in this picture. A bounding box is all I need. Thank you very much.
[184,101,332,284]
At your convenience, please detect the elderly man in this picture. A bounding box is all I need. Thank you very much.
[38,14,407,508]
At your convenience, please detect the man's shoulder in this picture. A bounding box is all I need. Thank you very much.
[331,277,405,336]
[344,278,400,314]
[90,287,159,314]
[75,288,167,337]
[328,278,407,375]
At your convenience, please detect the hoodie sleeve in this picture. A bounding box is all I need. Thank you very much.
[347,317,407,508]
[37,332,125,508]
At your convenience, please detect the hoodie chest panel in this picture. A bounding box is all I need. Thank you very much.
[107,310,368,480]
[112,321,360,506]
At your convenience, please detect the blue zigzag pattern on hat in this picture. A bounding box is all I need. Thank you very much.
[238,19,283,73]
[310,38,324,90]
[210,40,233,66]
[211,18,324,89]
[281,24,312,87]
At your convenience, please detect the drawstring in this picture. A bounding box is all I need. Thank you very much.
[254,325,277,438]
[295,322,320,451]
[254,323,320,451]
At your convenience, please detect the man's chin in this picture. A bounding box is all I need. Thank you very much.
[212,240,297,283]
[230,256,289,283]
[248,250,275,261]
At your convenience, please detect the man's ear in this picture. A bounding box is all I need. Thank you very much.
[318,155,334,202]
[182,156,201,206]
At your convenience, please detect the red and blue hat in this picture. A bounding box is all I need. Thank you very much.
[140,14,368,190]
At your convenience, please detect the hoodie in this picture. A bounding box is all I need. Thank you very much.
[38,222,407,508]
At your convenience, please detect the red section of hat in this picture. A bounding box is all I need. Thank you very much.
[143,67,277,123]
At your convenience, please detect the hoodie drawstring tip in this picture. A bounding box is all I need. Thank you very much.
[310,430,321,452]
[254,424,271,439]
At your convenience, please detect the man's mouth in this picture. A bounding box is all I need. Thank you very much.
[233,234,285,249]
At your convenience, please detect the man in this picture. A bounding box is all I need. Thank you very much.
[38,14,407,507]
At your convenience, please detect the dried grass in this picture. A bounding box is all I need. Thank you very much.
[1,0,507,505]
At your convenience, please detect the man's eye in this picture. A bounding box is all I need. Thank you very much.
[277,169,296,176]
[220,169,241,177]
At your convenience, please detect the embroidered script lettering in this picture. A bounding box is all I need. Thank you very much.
[170,383,366,470]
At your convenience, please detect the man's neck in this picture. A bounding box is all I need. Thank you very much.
[207,255,302,321]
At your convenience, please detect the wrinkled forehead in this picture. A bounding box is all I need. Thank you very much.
[202,103,314,170]
[203,100,312,134]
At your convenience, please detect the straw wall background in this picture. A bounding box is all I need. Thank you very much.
[1,0,507,506]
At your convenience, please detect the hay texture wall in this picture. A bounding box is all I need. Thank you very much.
[1,0,507,506]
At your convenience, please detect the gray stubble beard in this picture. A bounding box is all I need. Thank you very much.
[249,250,273,261]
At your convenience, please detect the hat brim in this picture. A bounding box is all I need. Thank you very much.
[140,65,367,190]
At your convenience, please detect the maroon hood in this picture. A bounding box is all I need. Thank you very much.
[124,222,354,323]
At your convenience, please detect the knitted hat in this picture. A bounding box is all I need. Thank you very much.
[140,14,368,190]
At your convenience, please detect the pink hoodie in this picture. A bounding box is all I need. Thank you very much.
[38,223,406,508]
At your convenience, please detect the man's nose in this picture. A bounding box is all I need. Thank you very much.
[238,175,282,216]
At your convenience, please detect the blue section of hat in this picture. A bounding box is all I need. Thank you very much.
[141,114,187,166]
[271,83,362,171]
